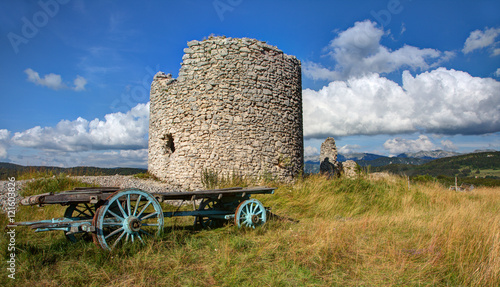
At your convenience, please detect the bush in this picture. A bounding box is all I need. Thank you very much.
[411,175,435,184]
[201,168,220,189]
[201,168,250,189]
[133,172,159,181]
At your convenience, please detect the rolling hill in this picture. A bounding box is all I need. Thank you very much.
[0,162,147,180]
[305,151,500,186]
[372,151,500,178]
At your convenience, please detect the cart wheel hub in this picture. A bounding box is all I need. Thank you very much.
[126,216,141,232]
[251,215,261,224]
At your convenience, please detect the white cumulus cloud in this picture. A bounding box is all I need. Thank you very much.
[304,20,451,81]
[302,61,339,81]
[495,68,500,77]
[73,75,88,91]
[383,135,436,154]
[10,149,148,168]
[338,144,361,154]
[86,149,148,168]
[462,27,500,55]
[25,68,64,90]
[402,68,500,135]
[304,146,319,156]
[303,68,500,138]
[11,103,149,151]
[24,68,88,91]
[0,129,11,158]
[441,140,457,151]
[303,72,414,137]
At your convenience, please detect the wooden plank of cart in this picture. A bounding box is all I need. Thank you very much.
[11,186,275,250]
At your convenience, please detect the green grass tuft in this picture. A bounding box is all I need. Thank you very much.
[133,172,159,181]
[21,173,97,197]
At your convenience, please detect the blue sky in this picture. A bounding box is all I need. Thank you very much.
[1,0,499,168]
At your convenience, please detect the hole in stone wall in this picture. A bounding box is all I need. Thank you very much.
[161,133,175,154]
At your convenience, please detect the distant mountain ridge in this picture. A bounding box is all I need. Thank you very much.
[0,162,147,180]
[373,151,500,180]
[305,152,385,164]
[305,150,463,164]
[338,153,386,162]
[356,157,432,167]
[304,149,499,172]
[396,150,461,159]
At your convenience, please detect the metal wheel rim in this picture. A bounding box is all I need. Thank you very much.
[234,199,266,228]
[93,189,164,251]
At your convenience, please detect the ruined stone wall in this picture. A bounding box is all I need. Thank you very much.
[319,137,343,177]
[149,37,303,189]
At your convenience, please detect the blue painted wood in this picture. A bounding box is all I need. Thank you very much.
[234,199,267,228]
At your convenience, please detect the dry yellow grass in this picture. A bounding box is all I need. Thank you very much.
[259,174,500,286]
[1,173,499,286]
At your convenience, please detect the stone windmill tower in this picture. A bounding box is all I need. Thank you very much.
[148,37,303,189]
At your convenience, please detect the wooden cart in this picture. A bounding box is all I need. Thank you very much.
[12,186,274,250]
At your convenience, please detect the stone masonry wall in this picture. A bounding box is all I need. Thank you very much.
[319,137,343,177]
[149,37,303,189]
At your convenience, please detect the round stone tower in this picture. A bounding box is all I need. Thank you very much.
[149,37,303,189]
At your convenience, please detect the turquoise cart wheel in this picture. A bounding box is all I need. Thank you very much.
[234,199,267,228]
[93,189,164,250]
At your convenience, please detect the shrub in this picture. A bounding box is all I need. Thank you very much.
[201,168,220,189]
[133,172,159,181]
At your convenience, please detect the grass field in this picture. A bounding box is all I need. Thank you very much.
[477,169,500,178]
[1,174,499,286]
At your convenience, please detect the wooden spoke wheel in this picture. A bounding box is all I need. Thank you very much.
[194,198,225,229]
[63,203,96,242]
[93,189,164,251]
[234,199,267,228]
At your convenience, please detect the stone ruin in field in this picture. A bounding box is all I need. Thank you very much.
[320,137,358,178]
[149,37,303,189]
